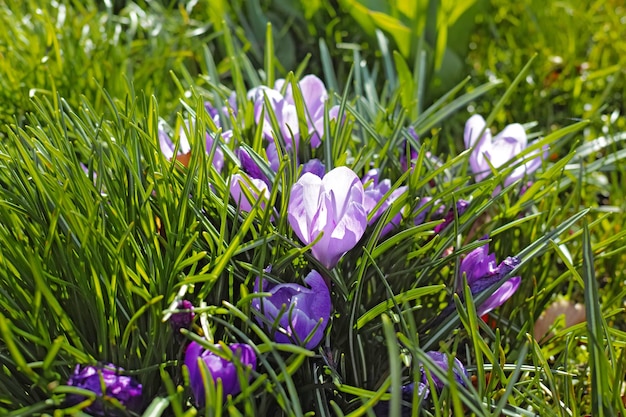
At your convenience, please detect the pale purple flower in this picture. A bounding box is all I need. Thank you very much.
[464,114,546,186]
[421,351,468,391]
[252,270,331,349]
[276,75,339,148]
[362,169,407,237]
[266,142,281,172]
[204,92,237,128]
[459,240,521,316]
[229,173,270,213]
[288,166,367,269]
[65,364,143,416]
[158,120,227,173]
[248,86,300,148]
[185,341,257,406]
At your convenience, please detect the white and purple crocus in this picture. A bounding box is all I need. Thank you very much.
[248,74,339,151]
[288,166,367,269]
[252,270,331,349]
[464,114,545,186]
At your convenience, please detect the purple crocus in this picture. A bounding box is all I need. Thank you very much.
[433,200,470,234]
[288,166,368,269]
[373,382,429,416]
[235,147,270,185]
[204,92,237,128]
[158,120,227,173]
[275,75,340,148]
[459,240,521,316]
[65,364,143,416]
[421,351,468,391]
[464,114,546,186]
[252,270,331,349]
[362,169,407,237]
[301,158,326,178]
[185,341,257,406]
[170,300,194,334]
[248,86,300,148]
[229,173,271,213]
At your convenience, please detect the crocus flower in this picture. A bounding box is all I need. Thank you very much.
[252,270,331,349]
[459,240,521,316]
[464,114,545,186]
[421,351,468,391]
[229,173,271,213]
[170,300,194,334]
[288,166,367,269]
[301,158,325,178]
[185,341,257,406]
[158,120,227,173]
[204,92,238,128]
[65,364,143,416]
[248,86,300,147]
[235,147,270,185]
[372,382,429,417]
[362,169,407,237]
[275,75,340,148]
[413,197,433,226]
[433,200,469,234]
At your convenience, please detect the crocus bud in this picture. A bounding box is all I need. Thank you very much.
[252,270,331,349]
[459,239,521,316]
[65,364,143,416]
[288,166,367,269]
[185,341,257,406]
[301,158,326,178]
[421,351,467,391]
[170,300,194,333]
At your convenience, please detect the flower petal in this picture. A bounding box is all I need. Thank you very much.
[476,276,521,316]
[288,173,323,244]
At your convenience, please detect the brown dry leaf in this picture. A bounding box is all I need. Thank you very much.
[175,152,191,168]
[533,299,586,341]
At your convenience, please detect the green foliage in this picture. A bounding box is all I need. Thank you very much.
[0,1,625,416]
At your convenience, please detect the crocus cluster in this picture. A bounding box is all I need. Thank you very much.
[288,166,368,269]
[459,239,521,316]
[252,269,331,349]
[65,364,143,416]
[464,114,546,186]
[185,341,257,406]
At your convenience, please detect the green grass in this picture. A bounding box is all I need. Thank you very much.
[1,0,625,416]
